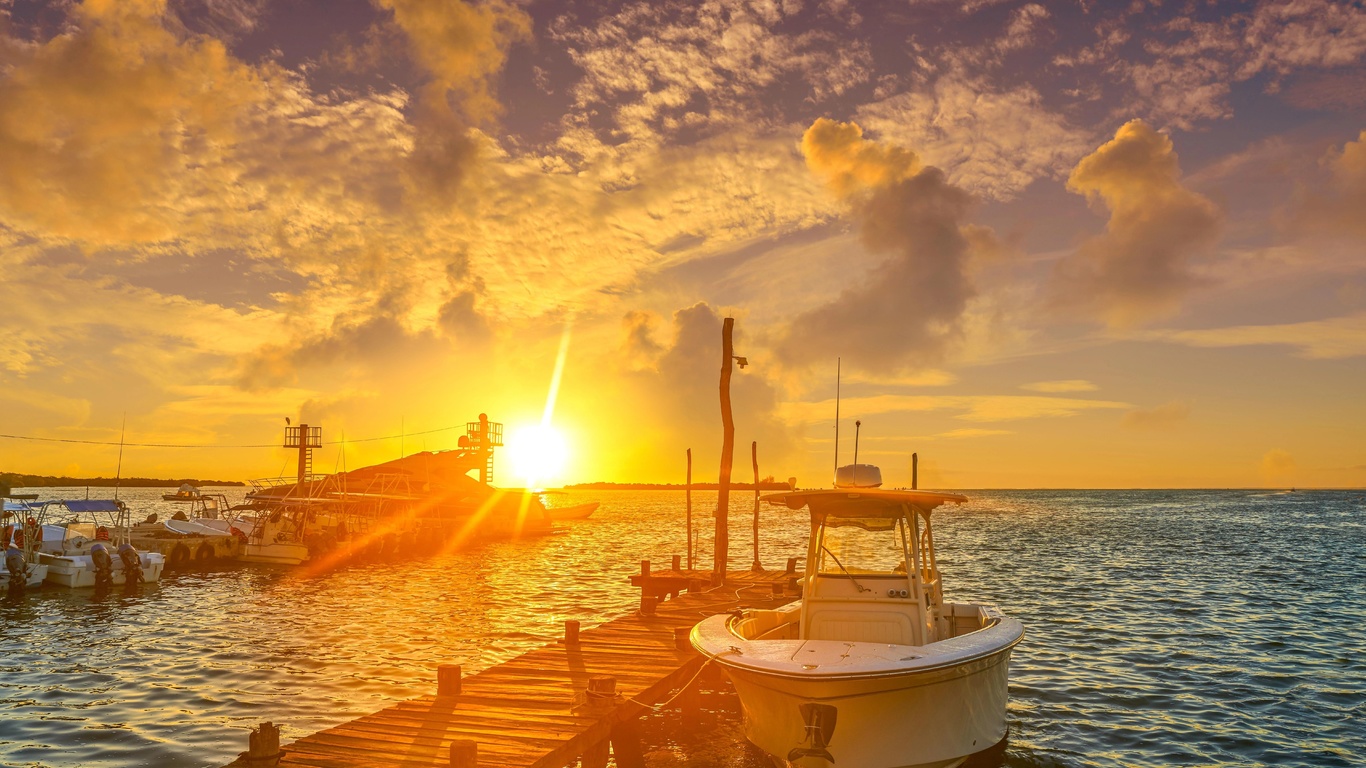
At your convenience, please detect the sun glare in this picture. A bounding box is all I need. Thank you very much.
[507,424,569,488]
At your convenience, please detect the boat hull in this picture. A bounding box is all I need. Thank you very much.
[0,563,48,588]
[36,552,165,588]
[238,542,309,565]
[545,502,599,521]
[721,644,1014,768]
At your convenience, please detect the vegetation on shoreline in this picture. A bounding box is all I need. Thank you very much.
[564,481,793,491]
[1,472,245,488]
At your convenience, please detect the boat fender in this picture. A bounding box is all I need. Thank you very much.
[5,545,24,576]
[195,542,214,562]
[117,543,145,584]
[168,544,191,569]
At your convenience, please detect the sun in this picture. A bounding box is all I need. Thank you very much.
[506,424,569,488]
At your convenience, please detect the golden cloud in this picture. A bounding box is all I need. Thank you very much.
[1021,379,1097,393]
[1051,120,1222,327]
[779,119,982,371]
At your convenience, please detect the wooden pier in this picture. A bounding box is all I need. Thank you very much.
[227,562,800,768]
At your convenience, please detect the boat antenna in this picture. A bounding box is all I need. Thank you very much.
[114,413,126,501]
[833,358,840,487]
[853,419,861,469]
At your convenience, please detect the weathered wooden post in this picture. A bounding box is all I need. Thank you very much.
[449,739,477,768]
[912,452,919,489]
[685,448,693,570]
[242,721,281,766]
[671,554,681,571]
[751,440,762,571]
[564,620,580,646]
[674,626,693,651]
[715,317,735,582]
[437,664,462,697]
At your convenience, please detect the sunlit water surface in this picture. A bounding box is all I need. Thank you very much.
[0,488,1362,767]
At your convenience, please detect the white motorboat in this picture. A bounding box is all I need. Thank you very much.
[225,507,310,565]
[33,500,165,587]
[691,466,1023,768]
[2,501,47,588]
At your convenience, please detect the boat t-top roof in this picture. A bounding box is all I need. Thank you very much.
[763,488,968,518]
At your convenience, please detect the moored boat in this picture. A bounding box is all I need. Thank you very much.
[33,500,165,587]
[691,466,1023,768]
[1,502,47,588]
[544,501,599,521]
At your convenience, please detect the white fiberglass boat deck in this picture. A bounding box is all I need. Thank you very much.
[692,473,1023,768]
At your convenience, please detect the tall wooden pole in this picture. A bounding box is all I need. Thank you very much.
[715,317,735,582]
[751,440,761,571]
[686,448,693,571]
[912,452,919,489]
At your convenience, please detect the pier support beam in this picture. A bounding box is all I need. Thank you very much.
[610,720,646,768]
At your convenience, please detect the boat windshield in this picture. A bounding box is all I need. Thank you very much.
[817,516,908,575]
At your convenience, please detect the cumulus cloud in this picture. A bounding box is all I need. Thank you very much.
[376,0,530,204]
[1121,401,1190,429]
[1051,120,1223,327]
[1295,130,1366,237]
[0,0,265,244]
[777,119,983,371]
[625,302,791,474]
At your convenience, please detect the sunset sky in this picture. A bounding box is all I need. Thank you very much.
[1,0,1364,488]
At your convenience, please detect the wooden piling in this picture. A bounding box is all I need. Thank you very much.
[674,625,692,651]
[640,559,651,577]
[243,721,280,766]
[786,557,797,574]
[640,594,658,615]
[448,739,477,768]
[716,317,735,582]
[672,554,681,571]
[912,452,919,490]
[686,448,693,570]
[751,440,762,571]
[564,620,580,645]
[436,664,462,697]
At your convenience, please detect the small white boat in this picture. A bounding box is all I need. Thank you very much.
[545,501,600,521]
[226,507,310,565]
[33,500,165,587]
[2,502,47,588]
[691,466,1023,768]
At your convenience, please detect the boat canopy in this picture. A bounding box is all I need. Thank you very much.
[51,500,122,513]
[763,489,968,520]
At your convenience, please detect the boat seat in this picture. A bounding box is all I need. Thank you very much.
[805,607,916,645]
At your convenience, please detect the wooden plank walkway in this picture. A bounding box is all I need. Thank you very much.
[227,565,798,768]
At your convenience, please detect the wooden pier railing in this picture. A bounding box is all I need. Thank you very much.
[226,564,798,768]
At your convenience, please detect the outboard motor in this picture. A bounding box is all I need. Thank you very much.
[5,545,26,589]
[90,542,114,588]
[117,543,145,584]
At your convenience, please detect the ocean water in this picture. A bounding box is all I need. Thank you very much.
[0,488,1362,767]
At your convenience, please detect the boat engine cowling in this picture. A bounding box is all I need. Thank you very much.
[834,463,882,488]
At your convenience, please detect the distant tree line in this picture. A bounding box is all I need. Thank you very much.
[564,480,794,491]
[0,472,245,489]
